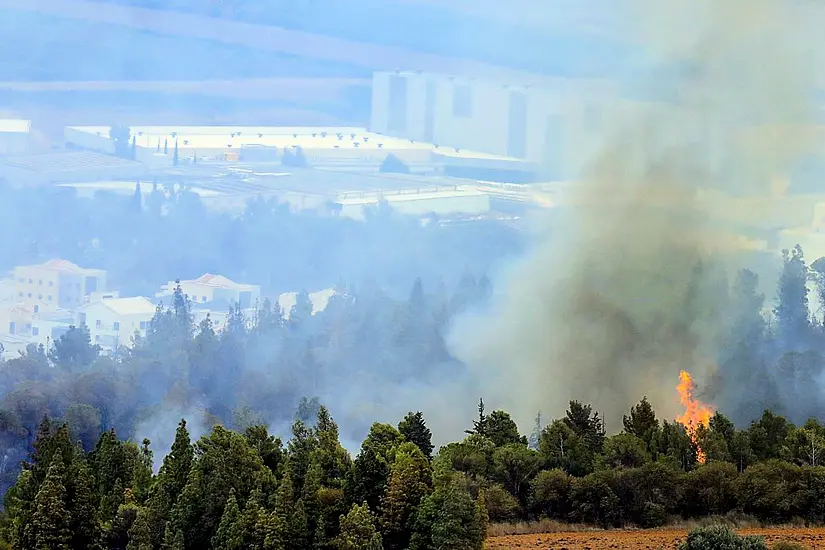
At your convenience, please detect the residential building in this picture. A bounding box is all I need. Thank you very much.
[0,279,16,305]
[31,309,74,348]
[76,296,156,350]
[158,274,261,309]
[278,288,336,319]
[0,119,31,156]
[10,259,107,310]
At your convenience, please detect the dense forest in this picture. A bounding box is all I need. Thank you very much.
[4,386,825,549]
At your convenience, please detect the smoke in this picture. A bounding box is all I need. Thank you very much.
[449,0,822,428]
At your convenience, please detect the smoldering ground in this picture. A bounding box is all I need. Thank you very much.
[449,0,825,429]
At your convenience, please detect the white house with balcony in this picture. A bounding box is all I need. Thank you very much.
[76,296,157,350]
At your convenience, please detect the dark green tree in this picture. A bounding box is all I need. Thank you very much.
[409,473,485,550]
[398,412,433,460]
[349,424,404,511]
[49,324,100,370]
[622,396,659,454]
[31,455,72,549]
[335,502,383,550]
[465,398,487,437]
[564,401,605,453]
[775,244,811,346]
[484,410,527,447]
[380,442,432,550]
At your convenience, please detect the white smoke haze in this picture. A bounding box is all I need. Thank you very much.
[449,0,824,430]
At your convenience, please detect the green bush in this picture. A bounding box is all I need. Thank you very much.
[640,501,668,528]
[771,543,807,550]
[680,525,767,550]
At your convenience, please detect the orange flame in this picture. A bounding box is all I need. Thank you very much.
[675,370,714,464]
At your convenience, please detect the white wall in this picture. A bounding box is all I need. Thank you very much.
[0,133,29,155]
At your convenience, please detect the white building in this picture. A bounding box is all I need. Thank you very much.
[31,309,74,348]
[278,288,336,319]
[158,274,261,309]
[76,296,157,350]
[0,150,147,187]
[10,259,107,311]
[370,71,619,178]
[0,119,31,155]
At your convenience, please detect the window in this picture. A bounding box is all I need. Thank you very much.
[95,319,101,328]
[139,321,146,330]
[27,278,32,284]
[113,322,120,331]
[18,292,22,297]
[25,324,31,332]
[38,280,42,285]
[202,296,207,302]
[47,295,52,301]
[78,312,86,325]
[48,281,53,287]
[38,294,42,300]
[95,335,100,343]
[452,84,473,118]
[34,305,39,313]
[27,293,32,298]
[32,327,39,336]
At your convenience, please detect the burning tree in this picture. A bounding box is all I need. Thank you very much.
[676,370,715,463]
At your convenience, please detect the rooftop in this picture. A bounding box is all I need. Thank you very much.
[0,119,31,134]
[0,150,143,174]
[182,273,259,291]
[66,125,522,162]
[84,296,157,317]
[15,259,105,276]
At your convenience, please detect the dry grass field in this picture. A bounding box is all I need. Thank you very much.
[486,526,825,549]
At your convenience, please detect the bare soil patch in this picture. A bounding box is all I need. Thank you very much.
[486,527,825,549]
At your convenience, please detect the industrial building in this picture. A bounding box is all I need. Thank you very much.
[0,150,147,186]
[369,71,620,178]
[63,124,536,179]
[0,119,31,155]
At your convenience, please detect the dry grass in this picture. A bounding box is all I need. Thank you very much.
[487,515,799,538]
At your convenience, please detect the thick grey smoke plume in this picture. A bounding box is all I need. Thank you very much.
[449,0,822,427]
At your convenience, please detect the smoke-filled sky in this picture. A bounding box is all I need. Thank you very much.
[448,0,825,430]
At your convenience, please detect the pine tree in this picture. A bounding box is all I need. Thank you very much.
[775,244,811,346]
[126,508,154,550]
[336,502,383,550]
[466,398,487,437]
[398,411,434,460]
[69,456,103,549]
[173,139,179,166]
[31,455,72,550]
[164,138,168,155]
[131,135,137,160]
[212,489,244,550]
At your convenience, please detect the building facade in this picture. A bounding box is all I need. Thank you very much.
[10,259,107,310]
[76,296,157,350]
[0,119,31,156]
[370,71,619,179]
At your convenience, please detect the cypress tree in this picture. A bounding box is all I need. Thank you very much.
[31,455,73,550]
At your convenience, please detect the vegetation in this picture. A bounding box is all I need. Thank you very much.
[680,525,767,550]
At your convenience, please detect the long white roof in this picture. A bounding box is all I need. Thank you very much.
[0,119,31,134]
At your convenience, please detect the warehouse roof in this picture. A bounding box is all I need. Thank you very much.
[65,125,521,162]
[0,151,143,174]
[0,119,31,134]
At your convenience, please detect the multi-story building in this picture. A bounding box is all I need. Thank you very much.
[10,259,107,310]
[0,119,31,155]
[76,296,156,350]
[158,274,261,309]
[370,71,619,179]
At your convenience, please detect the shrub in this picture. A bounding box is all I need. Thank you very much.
[680,525,767,550]
[683,461,739,517]
[529,469,572,520]
[772,542,808,550]
[479,484,521,523]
